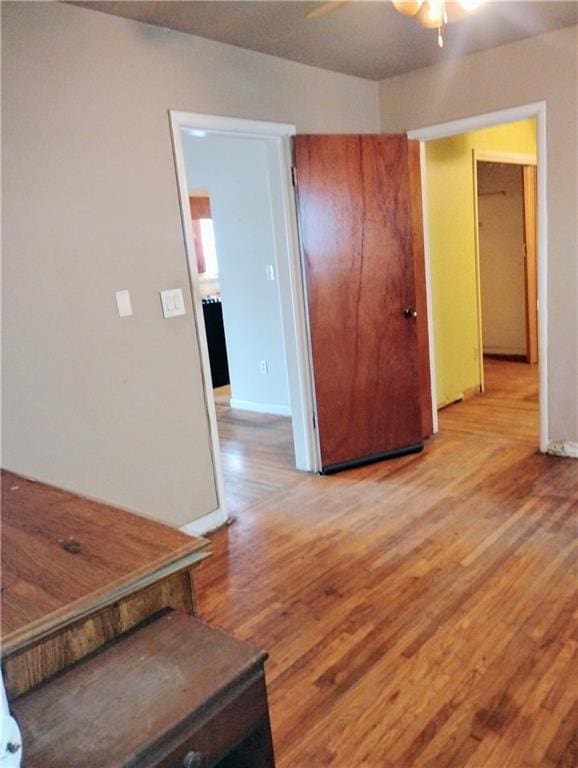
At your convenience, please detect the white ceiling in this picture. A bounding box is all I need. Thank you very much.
[73,1,578,80]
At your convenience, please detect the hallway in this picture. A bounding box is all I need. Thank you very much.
[440,358,539,442]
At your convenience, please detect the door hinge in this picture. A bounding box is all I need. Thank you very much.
[312,412,317,430]
[291,166,298,187]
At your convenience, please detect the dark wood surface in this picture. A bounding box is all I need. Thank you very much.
[294,134,423,471]
[1,470,209,657]
[4,569,196,698]
[12,611,274,768]
[199,361,576,767]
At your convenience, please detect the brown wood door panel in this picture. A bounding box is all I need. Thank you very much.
[408,139,434,438]
[294,134,424,471]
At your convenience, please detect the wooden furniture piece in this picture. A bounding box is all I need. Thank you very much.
[12,611,275,768]
[1,470,210,698]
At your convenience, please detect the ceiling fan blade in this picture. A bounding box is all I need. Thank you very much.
[305,1,350,20]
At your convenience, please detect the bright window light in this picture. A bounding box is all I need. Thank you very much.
[200,218,219,276]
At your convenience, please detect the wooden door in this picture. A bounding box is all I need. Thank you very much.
[294,134,427,473]
[522,165,538,364]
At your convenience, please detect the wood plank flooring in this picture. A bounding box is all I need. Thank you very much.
[200,361,577,767]
[214,406,300,515]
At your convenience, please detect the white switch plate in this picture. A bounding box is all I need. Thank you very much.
[160,288,186,318]
[115,290,133,318]
[259,360,269,374]
[266,264,275,281]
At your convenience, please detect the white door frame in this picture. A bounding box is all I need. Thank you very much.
[408,101,548,453]
[169,111,319,532]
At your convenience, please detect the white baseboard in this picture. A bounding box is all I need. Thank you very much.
[229,398,291,416]
[180,507,230,536]
[547,441,578,459]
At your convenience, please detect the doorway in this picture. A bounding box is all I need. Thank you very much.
[409,105,546,450]
[474,155,539,439]
[170,112,319,530]
[188,191,230,402]
[475,156,538,366]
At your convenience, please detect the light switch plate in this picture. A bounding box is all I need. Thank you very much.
[115,290,133,318]
[160,288,186,318]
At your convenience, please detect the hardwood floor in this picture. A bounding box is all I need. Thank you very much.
[213,384,232,406]
[200,362,577,767]
[440,358,540,442]
[214,406,299,515]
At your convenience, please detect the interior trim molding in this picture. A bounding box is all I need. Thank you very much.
[180,507,230,537]
[406,102,545,142]
[475,150,537,166]
[547,441,578,459]
[229,399,292,417]
[171,111,296,138]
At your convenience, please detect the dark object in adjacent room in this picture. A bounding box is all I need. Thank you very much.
[202,297,230,388]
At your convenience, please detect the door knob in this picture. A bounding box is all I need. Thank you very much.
[403,307,418,319]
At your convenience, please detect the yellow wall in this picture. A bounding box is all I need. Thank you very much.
[425,119,537,408]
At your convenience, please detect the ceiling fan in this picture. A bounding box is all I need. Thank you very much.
[306,0,485,47]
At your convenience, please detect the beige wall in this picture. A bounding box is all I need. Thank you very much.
[379,25,578,445]
[1,1,379,526]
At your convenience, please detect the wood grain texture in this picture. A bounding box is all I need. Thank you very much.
[12,611,273,768]
[215,407,300,518]
[198,360,577,767]
[189,195,212,274]
[1,471,209,653]
[523,165,538,364]
[408,139,433,439]
[3,569,195,698]
[294,134,423,470]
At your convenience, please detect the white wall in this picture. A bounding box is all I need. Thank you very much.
[182,133,290,414]
[1,1,379,527]
[380,25,578,445]
[478,163,527,357]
